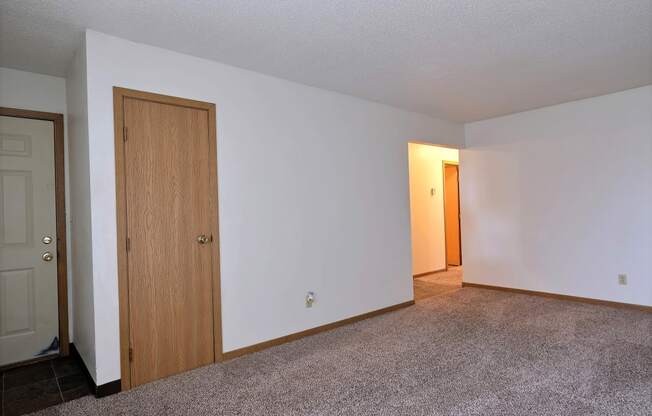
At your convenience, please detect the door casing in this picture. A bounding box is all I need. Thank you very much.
[113,87,222,391]
[0,107,69,367]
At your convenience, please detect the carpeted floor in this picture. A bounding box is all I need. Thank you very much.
[413,267,462,301]
[34,287,651,415]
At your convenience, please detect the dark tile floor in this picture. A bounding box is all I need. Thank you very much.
[1,355,92,416]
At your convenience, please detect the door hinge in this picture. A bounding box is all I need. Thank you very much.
[126,237,131,252]
[123,126,128,142]
[129,347,133,362]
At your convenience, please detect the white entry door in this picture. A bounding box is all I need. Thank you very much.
[0,115,59,366]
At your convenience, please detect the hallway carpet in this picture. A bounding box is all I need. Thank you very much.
[413,267,462,301]
[35,288,651,415]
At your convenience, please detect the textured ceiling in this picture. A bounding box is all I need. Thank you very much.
[1,0,651,121]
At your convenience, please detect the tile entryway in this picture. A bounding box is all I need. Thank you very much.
[1,355,91,416]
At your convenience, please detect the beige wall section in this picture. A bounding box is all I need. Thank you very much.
[408,143,459,275]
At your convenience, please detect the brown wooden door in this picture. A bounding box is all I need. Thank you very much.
[123,97,215,386]
[444,163,461,266]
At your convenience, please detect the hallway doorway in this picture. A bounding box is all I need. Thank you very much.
[407,143,462,301]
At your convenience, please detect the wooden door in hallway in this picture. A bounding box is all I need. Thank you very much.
[443,162,461,266]
[115,89,221,388]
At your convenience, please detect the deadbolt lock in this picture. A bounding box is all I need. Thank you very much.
[42,236,53,244]
[197,235,210,245]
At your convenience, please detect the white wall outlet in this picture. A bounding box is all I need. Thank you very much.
[306,291,315,307]
[618,274,627,285]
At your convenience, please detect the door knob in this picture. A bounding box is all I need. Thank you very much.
[197,235,210,245]
[42,252,54,262]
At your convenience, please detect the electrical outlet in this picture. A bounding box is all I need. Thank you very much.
[306,291,315,307]
[618,274,627,285]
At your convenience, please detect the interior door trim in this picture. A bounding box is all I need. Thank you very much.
[0,106,69,358]
[113,87,222,391]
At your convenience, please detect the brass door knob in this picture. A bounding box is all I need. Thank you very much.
[42,252,54,262]
[197,235,210,245]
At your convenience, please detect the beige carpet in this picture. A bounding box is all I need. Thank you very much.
[413,267,462,301]
[34,287,651,415]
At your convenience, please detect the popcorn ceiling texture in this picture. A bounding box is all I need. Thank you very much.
[35,287,652,415]
[1,1,651,121]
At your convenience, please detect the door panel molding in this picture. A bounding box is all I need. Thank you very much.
[113,88,222,390]
[0,107,69,358]
[0,170,34,246]
[0,268,36,337]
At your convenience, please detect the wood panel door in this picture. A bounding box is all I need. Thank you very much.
[0,116,59,366]
[443,163,461,266]
[121,94,218,387]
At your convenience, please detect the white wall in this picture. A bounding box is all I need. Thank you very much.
[65,41,97,380]
[462,86,652,306]
[82,30,464,384]
[408,144,459,275]
[0,67,73,340]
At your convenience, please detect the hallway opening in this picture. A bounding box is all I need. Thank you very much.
[407,143,462,301]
